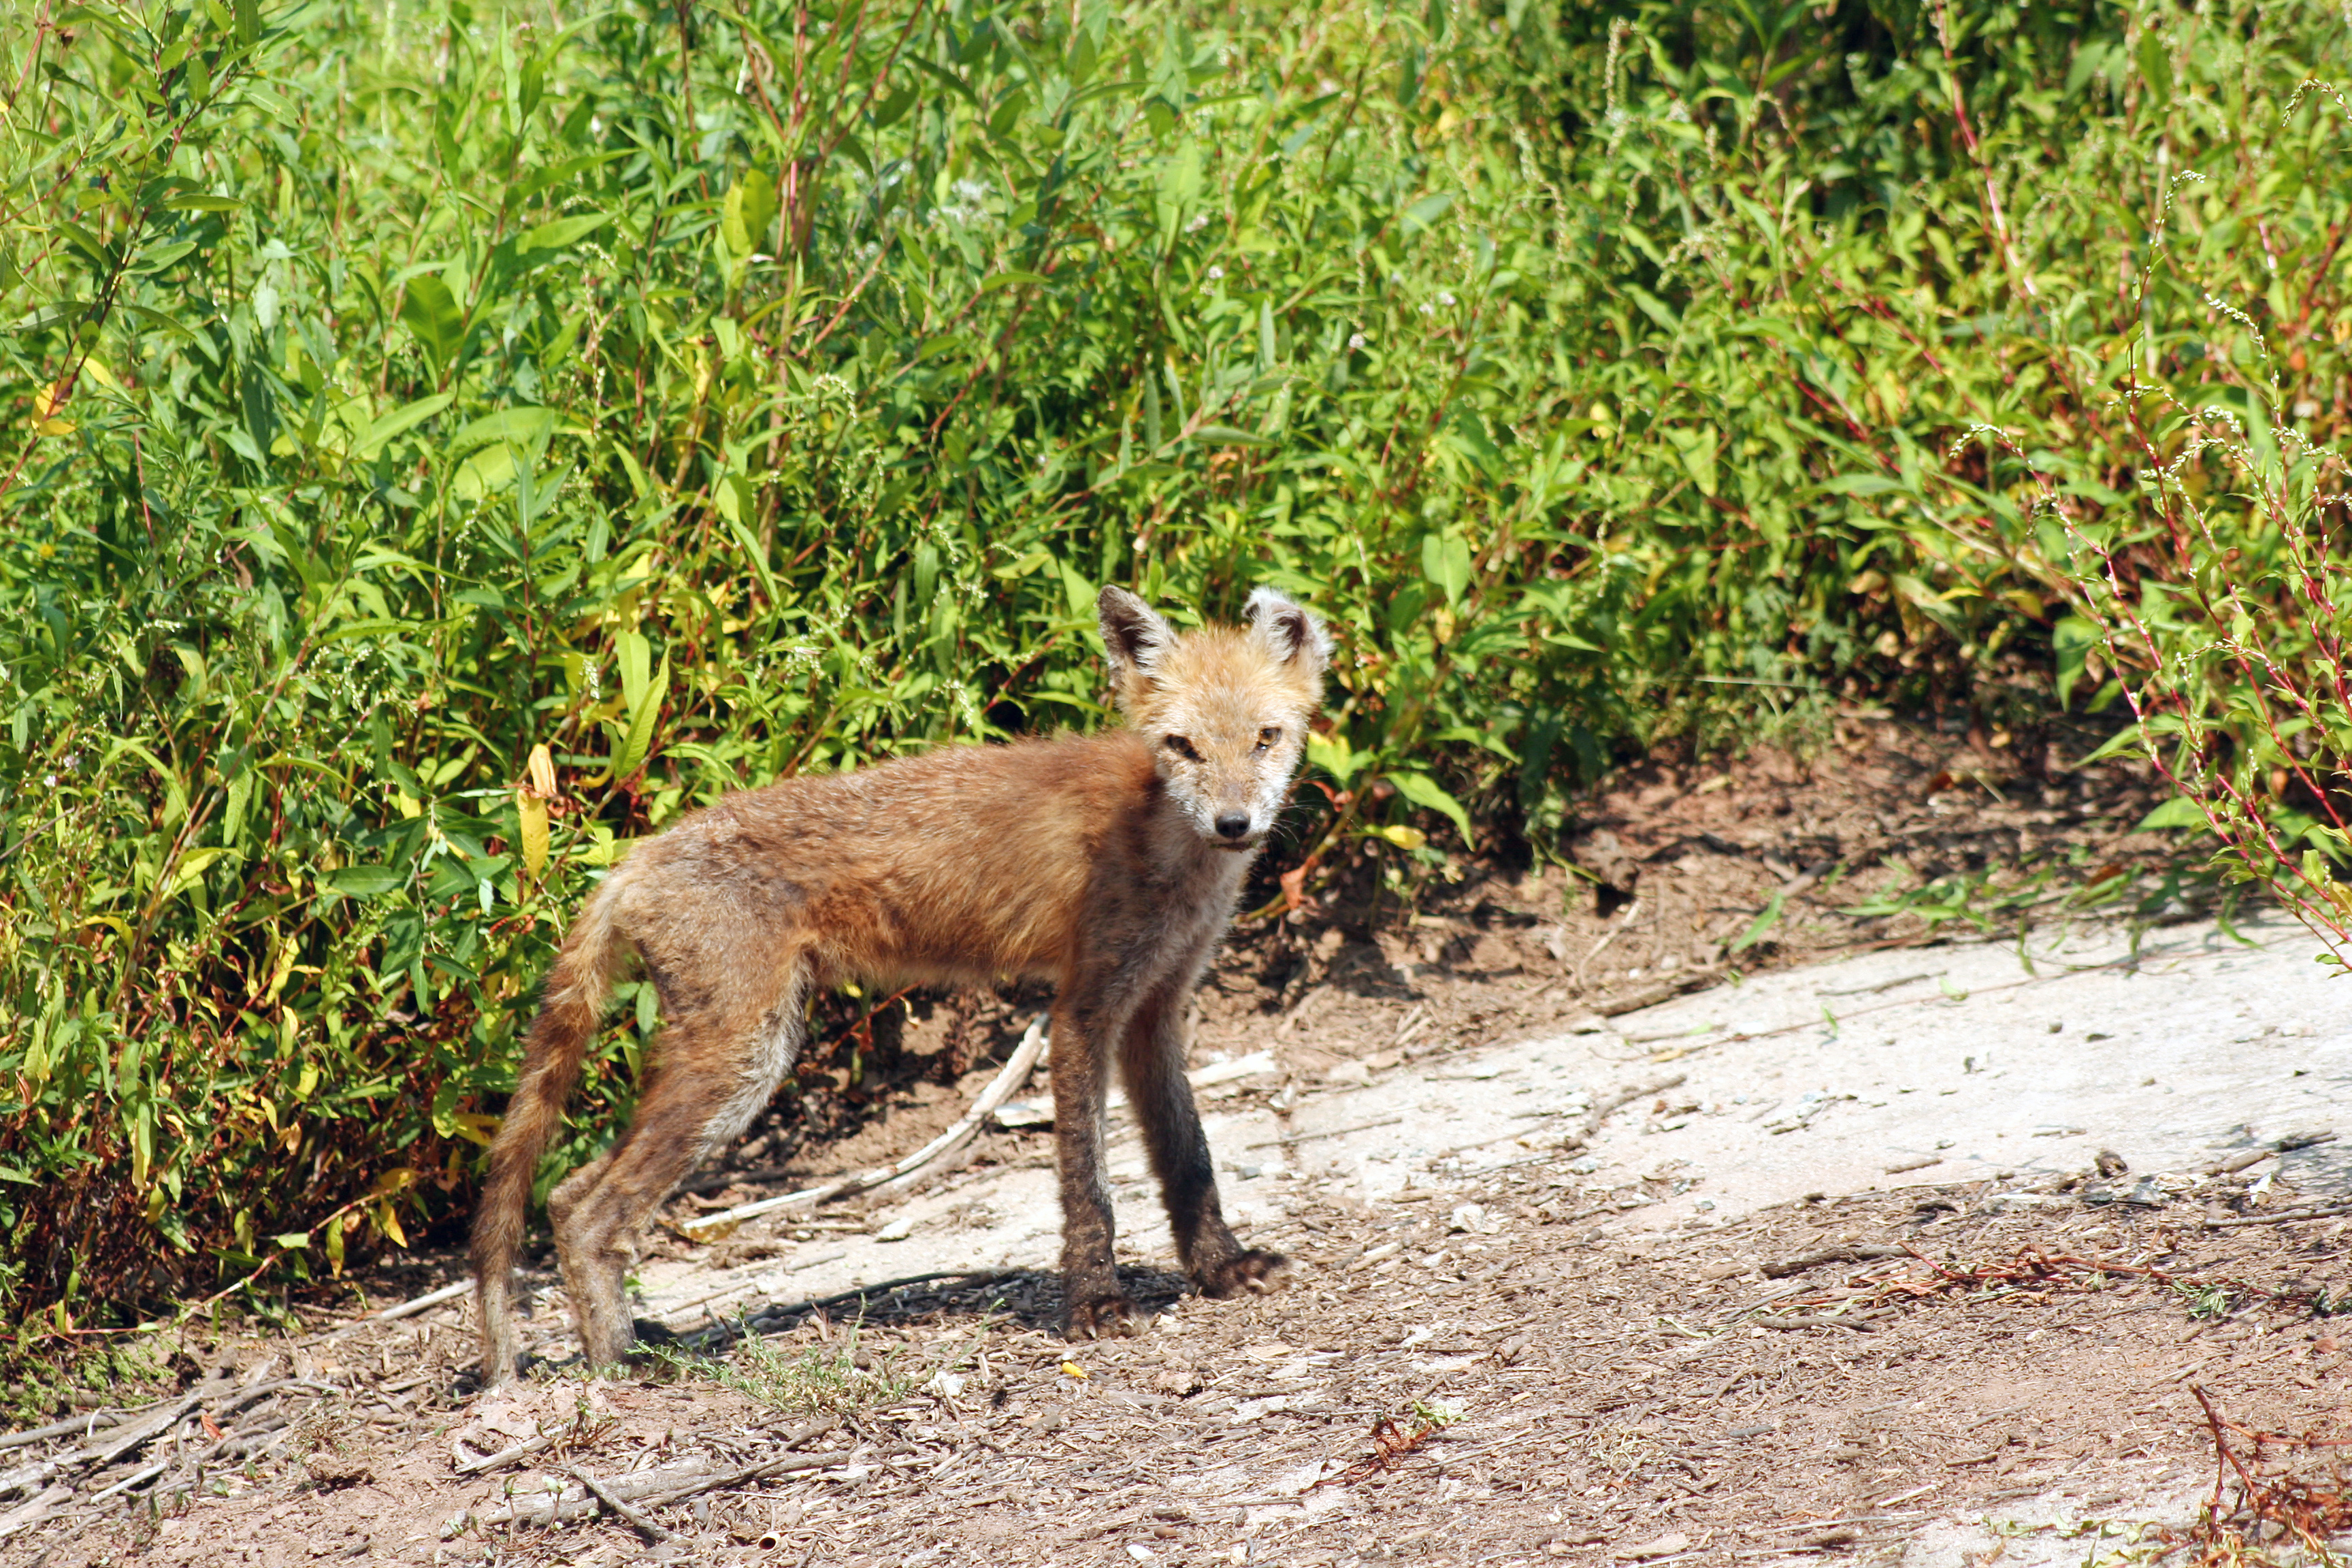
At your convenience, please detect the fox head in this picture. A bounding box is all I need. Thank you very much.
[1098,584,1331,851]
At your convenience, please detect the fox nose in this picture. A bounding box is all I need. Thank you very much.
[1214,812,1252,840]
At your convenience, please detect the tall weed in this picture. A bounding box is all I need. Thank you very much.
[1,0,2347,1328]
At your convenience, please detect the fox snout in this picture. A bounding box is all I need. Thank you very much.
[1214,811,1251,840]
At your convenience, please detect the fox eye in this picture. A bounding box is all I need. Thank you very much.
[1164,736,1200,762]
[1255,727,1280,751]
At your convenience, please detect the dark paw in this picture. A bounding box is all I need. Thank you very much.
[1194,1249,1288,1298]
[618,1318,685,1367]
[1063,1291,1145,1339]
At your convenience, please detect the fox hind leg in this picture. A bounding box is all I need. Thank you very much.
[1120,986,1286,1298]
[549,965,808,1369]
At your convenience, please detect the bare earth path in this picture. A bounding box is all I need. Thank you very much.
[5,913,2348,1567]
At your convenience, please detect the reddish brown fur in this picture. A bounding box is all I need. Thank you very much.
[472,586,1328,1384]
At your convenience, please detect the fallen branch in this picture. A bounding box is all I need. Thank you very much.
[453,1432,554,1476]
[86,1459,169,1503]
[2205,1203,2352,1228]
[1762,1244,1908,1279]
[0,1484,72,1541]
[2206,1129,2336,1176]
[1754,1313,1874,1333]
[0,1409,122,1453]
[1,1376,319,1501]
[453,1450,852,1533]
[683,1014,1049,1239]
[372,1280,472,1322]
[1595,973,1725,1019]
[567,1465,675,1543]
[299,1277,476,1346]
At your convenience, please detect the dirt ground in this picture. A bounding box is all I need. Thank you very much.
[7,1169,2347,1567]
[14,711,2318,1568]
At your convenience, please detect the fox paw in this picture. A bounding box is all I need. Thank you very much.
[1063,1290,1145,1339]
[1194,1249,1288,1298]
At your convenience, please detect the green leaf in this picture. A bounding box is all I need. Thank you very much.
[723,168,779,260]
[2136,796,2209,832]
[1307,731,1365,787]
[448,406,557,457]
[1420,532,1472,608]
[1731,890,1786,953]
[1386,770,1473,842]
[348,393,455,459]
[516,213,608,253]
[324,866,403,898]
[612,651,668,781]
[161,846,231,902]
[397,275,466,374]
[2053,616,2102,709]
[1400,191,1455,231]
[617,630,653,717]
[2136,29,2172,110]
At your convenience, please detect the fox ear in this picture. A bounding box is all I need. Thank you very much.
[1098,585,1174,686]
[1245,587,1330,675]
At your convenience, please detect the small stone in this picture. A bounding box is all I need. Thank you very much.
[1448,1202,1498,1235]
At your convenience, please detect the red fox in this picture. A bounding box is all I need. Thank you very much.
[472,585,1331,1383]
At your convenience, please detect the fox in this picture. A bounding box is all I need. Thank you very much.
[471,583,1332,1384]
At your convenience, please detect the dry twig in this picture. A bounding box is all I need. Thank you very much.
[2172,1386,2352,1568]
[683,1014,1049,1238]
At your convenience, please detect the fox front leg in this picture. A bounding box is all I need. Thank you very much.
[1120,982,1285,1298]
[1047,996,1145,1337]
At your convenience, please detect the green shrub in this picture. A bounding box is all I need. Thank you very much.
[2,0,2346,1330]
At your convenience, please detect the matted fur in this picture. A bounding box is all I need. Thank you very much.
[472,585,1329,1383]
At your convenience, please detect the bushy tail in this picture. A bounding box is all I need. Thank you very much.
[472,873,628,1382]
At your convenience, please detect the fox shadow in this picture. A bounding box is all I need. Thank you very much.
[672,1263,1197,1352]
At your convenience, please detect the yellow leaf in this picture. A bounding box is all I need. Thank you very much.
[527,741,557,798]
[35,418,75,437]
[35,378,71,419]
[451,1111,502,1147]
[519,791,549,878]
[374,1199,408,1249]
[261,937,297,1002]
[1377,824,1427,851]
[1060,1361,1088,1380]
